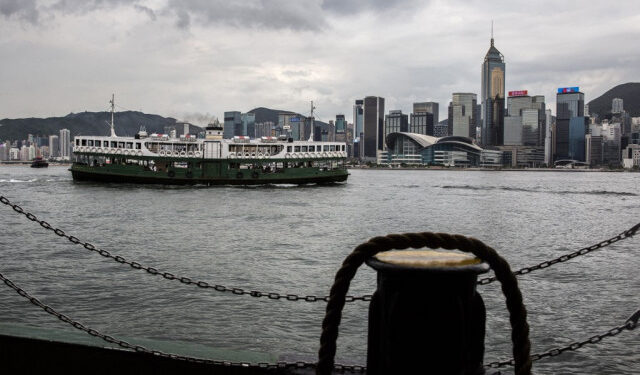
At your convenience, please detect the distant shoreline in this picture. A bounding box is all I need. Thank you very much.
[347,166,630,172]
[0,163,71,167]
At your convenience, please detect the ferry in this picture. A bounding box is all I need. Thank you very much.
[70,97,349,185]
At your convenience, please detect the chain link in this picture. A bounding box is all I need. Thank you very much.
[0,270,366,373]
[477,222,640,285]
[484,308,639,369]
[2,195,639,300]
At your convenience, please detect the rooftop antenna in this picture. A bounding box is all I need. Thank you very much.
[109,94,116,137]
[491,20,494,47]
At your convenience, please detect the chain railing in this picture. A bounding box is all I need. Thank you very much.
[0,269,637,373]
[1,195,639,372]
[2,195,638,303]
[0,270,366,373]
[478,221,640,285]
[485,308,640,370]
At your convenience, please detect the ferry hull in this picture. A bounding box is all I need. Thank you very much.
[70,165,348,185]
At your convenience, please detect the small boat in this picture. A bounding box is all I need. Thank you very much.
[31,157,49,168]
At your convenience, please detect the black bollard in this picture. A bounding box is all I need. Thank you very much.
[365,249,490,375]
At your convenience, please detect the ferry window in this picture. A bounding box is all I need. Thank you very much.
[341,145,345,151]
[323,145,329,151]
[118,142,125,148]
[126,142,133,149]
[81,139,87,146]
[301,146,307,152]
[287,146,292,152]
[87,140,94,146]
[111,141,117,148]
[136,143,141,149]
[294,146,301,152]
[308,146,315,152]
[330,145,336,151]
[94,140,101,147]
[75,139,80,146]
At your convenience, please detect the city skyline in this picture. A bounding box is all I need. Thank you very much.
[1,1,639,124]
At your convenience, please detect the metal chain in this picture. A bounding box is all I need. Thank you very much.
[0,270,366,373]
[485,308,640,369]
[2,195,639,301]
[0,195,370,303]
[478,222,640,285]
[1,194,638,372]
[0,267,637,373]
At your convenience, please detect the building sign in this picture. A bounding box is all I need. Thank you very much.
[558,87,580,94]
[508,90,528,97]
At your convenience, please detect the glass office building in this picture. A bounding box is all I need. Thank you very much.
[481,36,505,147]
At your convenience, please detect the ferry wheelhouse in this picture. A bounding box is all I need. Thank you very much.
[70,99,348,185]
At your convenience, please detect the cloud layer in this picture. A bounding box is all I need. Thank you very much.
[1,0,639,123]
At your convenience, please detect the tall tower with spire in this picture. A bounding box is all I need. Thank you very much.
[481,22,505,147]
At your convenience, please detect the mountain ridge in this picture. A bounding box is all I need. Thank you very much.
[588,82,640,117]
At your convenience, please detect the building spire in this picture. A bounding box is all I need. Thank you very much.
[491,20,494,47]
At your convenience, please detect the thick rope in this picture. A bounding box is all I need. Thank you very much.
[317,232,532,375]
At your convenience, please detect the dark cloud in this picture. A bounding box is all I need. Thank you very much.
[164,0,327,31]
[48,0,134,15]
[133,4,155,21]
[0,0,150,24]
[0,0,39,24]
[321,0,419,14]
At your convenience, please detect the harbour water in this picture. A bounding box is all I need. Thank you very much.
[0,166,638,373]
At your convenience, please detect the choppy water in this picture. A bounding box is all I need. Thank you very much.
[0,165,638,374]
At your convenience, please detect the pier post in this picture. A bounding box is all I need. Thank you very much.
[365,250,489,375]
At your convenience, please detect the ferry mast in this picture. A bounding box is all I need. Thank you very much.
[109,94,116,137]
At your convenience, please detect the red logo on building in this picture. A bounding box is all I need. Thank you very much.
[508,90,528,97]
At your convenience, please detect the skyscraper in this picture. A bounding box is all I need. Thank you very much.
[362,96,385,161]
[384,110,409,147]
[409,112,434,136]
[555,87,585,161]
[447,93,477,138]
[612,98,624,114]
[353,100,364,158]
[223,111,255,138]
[413,102,439,124]
[223,111,241,139]
[59,129,70,160]
[544,109,553,165]
[481,30,505,147]
[49,135,59,158]
[504,91,546,146]
[335,114,347,142]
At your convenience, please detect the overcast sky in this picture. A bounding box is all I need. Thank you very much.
[1,0,639,124]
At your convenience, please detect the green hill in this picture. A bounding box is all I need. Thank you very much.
[588,82,640,117]
[0,111,202,141]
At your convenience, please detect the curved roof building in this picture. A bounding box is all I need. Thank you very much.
[385,132,501,167]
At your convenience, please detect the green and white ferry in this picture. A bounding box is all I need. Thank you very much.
[70,99,348,185]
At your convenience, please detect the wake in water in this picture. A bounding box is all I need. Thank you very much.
[440,184,638,197]
[0,179,38,183]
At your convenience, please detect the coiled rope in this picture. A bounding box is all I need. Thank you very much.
[317,232,532,375]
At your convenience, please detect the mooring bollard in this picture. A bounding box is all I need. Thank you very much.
[365,249,489,375]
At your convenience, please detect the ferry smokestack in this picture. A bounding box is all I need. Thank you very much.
[184,123,189,136]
